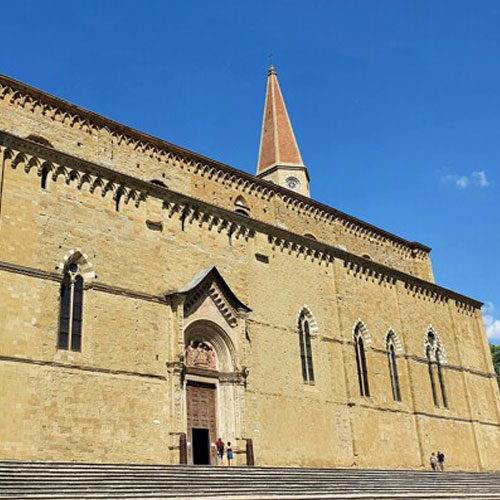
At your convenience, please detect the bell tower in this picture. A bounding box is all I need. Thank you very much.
[256,64,310,197]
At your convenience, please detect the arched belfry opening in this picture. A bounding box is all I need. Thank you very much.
[165,267,251,465]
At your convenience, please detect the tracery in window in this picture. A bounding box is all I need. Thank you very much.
[354,324,370,397]
[426,344,439,406]
[58,261,84,352]
[298,311,315,384]
[386,332,401,401]
[425,330,448,408]
[436,349,448,408]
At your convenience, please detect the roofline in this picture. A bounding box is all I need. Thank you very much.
[0,130,480,308]
[0,73,430,253]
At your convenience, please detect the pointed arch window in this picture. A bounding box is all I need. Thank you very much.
[58,262,84,352]
[386,333,401,402]
[436,349,448,408]
[354,326,370,397]
[426,344,439,406]
[425,331,448,408]
[298,312,315,384]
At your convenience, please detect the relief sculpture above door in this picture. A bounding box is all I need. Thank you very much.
[185,341,218,371]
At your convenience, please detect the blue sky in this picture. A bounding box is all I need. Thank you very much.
[3,1,499,343]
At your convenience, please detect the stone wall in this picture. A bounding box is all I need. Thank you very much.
[0,75,433,280]
[0,80,499,471]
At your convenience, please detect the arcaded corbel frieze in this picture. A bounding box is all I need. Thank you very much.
[2,139,151,209]
[455,300,475,316]
[208,215,220,231]
[163,200,183,219]
[234,223,252,241]
[77,172,92,191]
[197,212,212,229]
[404,282,448,304]
[343,258,396,287]
[89,176,104,194]
[124,187,138,206]
[188,207,200,225]
[217,218,230,234]
[101,179,115,197]
[0,131,483,311]
[0,77,432,256]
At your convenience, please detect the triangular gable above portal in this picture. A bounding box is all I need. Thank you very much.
[166,267,251,327]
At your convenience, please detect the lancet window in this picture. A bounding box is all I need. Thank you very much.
[436,349,448,408]
[298,312,315,384]
[425,331,448,408]
[58,262,84,352]
[354,325,370,397]
[426,344,439,406]
[386,332,401,402]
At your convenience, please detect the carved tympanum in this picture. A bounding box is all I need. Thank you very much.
[185,341,217,371]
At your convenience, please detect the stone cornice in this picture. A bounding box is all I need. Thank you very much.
[0,131,481,309]
[0,259,168,303]
[0,73,430,255]
[0,355,166,381]
[0,258,487,377]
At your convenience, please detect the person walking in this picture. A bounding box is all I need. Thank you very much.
[226,442,233,466]
[214,437,225,465]
[429,452,438,471]
[437,451,445,472]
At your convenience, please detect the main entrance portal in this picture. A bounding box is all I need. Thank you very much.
[186,381,217,465]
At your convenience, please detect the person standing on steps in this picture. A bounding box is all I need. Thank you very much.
[430,452,438,471]
[215,437,225,465]
[437,451,445,472]
[226,442,233,466]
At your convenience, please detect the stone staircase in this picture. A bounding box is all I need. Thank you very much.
[1,461,500,500]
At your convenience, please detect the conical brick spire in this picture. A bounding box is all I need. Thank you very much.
[256,64,310,197]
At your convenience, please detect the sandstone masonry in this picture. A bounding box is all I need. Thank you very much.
[0,70,498,471]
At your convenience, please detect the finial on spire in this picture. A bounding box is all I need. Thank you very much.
[268,53,276,75]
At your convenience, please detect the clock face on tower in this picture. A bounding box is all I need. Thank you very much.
[284,176,300,191]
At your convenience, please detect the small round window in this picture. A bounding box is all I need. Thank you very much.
[284,176,300,190]
[68,263,79,273]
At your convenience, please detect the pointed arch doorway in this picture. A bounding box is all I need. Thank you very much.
[183,322,238,466]
[168,266,251,465]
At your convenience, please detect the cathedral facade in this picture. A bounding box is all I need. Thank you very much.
[0,67,499,471]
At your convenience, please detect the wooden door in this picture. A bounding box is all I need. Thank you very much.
[186,381,217,464]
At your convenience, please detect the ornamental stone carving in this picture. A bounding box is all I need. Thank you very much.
[185,341,217,371]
